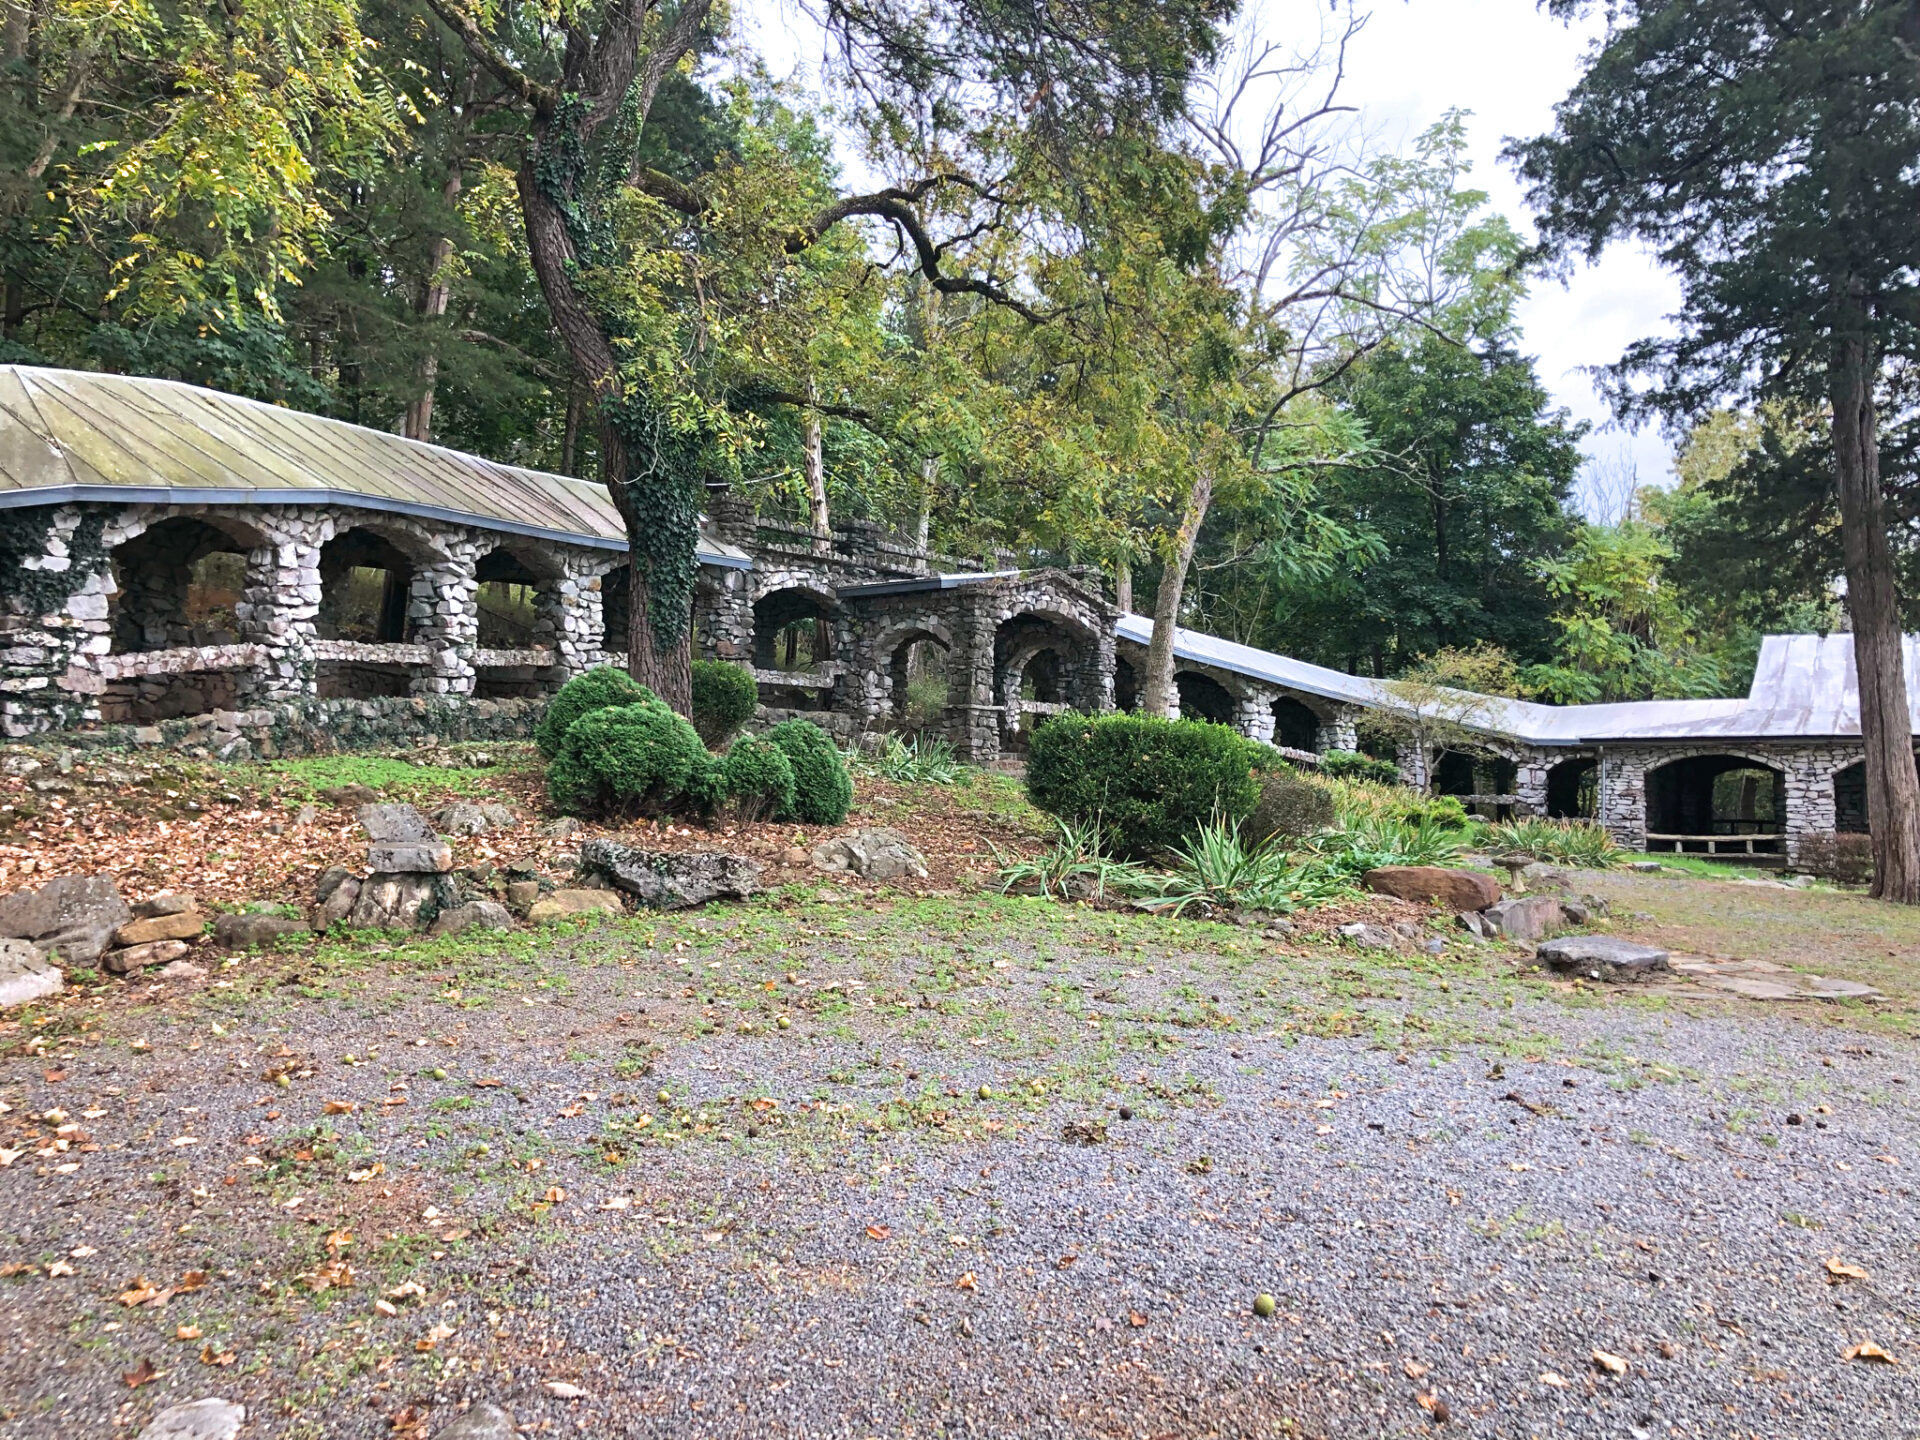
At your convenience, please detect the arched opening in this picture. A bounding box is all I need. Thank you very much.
[1646,754,1787,859]
[314,527,422,699]
[1434,748,1519,818]
[102,516,270,722]
[887,630,950,730]
[753,587,838,711]
[1271,696,1320,752]
[473,545,564,698]
[599,565,630,658]
[996,611,1094,749]
[1833,755,1920,833]
[1175,671,1234,726]
[1113,657,1139,713]
[1546,757,1598,820]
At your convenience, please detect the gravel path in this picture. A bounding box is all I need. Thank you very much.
[2,891,1916,1439]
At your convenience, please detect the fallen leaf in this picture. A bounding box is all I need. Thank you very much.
[386,1280,427,1301]
[170,1135,200,1147]
[323,1100,357,1115]
[1538,1372,1568,1389]
[374,1298,397,1317]
[1826,1257,1870,1282]
[121,1358,158,1389]
[176,1270,208,1292]
[474,1078,504,1088]
[865,1225,891,1241]
[0,1149,20,1167]
[1844,1341,1897,1364]
[69,1246,96,1258]
[1403,1359,1432,1380]
[347,1164,384,1183]
[545,1381,587,1399]
[199,1343,235,1367]
[542,1187,566,1204]
[1414,1392,1451,1423]
[955,1271,977,1291]
[117,1280,162,1307]
[175,1325,203,1341]
[325,1230,353,1252]
[1591,1348,1629,1376]
[45,1261,74,1278]
[601,1196,632,1211]
[1128,1311,1148,1328]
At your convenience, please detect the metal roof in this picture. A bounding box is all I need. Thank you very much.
[1117,615,1920,745]
[837,570,1023,598]
[0,365,751,569]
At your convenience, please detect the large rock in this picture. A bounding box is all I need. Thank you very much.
[527,888,625,922]
[1362,866,1500,912]
[132,892,197,919]
[809,827,928,882]
[311,875,362,931]
[0,874,130,965]
[320,783,379,807]
[1336,921,1401,951]
[578,839,765,910]
[347,874,459,931]
[113,911,204,947]
[1478,895,1565,942]
[135,1398,245,1440]
[103,939,191,974]
[0,938,60,1008]
[431,1402,514,1440]
[428,900,512,938]
[357,803,452,873]
[212,912,311,949]
[1536,934,1672,983]
[432,802,492,836]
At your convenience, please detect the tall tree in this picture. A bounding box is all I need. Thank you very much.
[1511,0,1920,900]
[417,0,1230,712]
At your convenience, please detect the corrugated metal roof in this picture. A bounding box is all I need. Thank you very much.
[0,365,751,568]
[1117,615,1920,744]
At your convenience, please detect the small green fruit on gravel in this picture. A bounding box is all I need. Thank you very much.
[431,1067,449,1081]
[777,1016,791,1030]
[1253,1294,1277,1318]
[274,1074,290,1089]
[977,1085,992,1100]
[658,1090,672,1105]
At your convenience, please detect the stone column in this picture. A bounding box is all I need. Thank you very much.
[414,546,478,696]
[1318,706,1359,754]
[1,504,112,736]
[943,595,1000,763]
[1513,748,1552,819]
[1233,684,1279,745]
[1595,748,1647,851]
[253,518,321,701]
[1782,742,1840,870]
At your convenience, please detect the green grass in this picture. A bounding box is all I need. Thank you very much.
[238,751,535,802]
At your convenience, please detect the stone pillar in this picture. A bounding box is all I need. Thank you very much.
[0,505,112,735]
[547,555,600,680]
[1595,749,1646,851]
[1233,684,1279,745]
[943,595,1000,763]
[694,568,753,664]
[414,547,478,696]
[1396,742,1430,791]
[1318,706,1359,754]
[254,521,321,701]
[1513,748,1552,819]
[708,491,757,547]
[1782,743,1840,871]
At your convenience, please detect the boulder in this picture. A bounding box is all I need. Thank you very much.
[113,911,204,947]
[478,802,517,829]
[540,817,585,839]
[320,783,380,807]
[156,960,208,983]
[347,874,459,932]
[313,866,356,905]
[503,880,541,911]
[428,900,512,938]
[212,912,311,949]
[0,938,60,1008]
[132,892,197,919]
[0,874,130,965]
[809,827,929,882]
[432,802,492,836]
[1535,934,1672,983]
[1520,862,1570,891]
[431,1403,514,1440]
[578,839,765,910]
[135,1399,246,1440]
[357,803,453,873]
[1478,895,1565,942]
[527,888,625,923]
[1336,921,1401,951]
[311,876,362,931]
[103,939,191,974]
[1362,866,1501,912]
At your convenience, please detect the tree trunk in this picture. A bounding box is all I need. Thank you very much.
[561,372,587,476]
[1140,470,1214,719]
[403,169,463,442]
[1831,297,1920,902]
[914,453,937,562]
[802,401,831,557]
[1114,558,1133,614]
[604,409,693,714]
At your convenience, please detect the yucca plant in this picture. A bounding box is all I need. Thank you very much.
[860,733,965,786]
[1480,817,1620,868]
[995,817,1144,901]
[1129,820,1355,916]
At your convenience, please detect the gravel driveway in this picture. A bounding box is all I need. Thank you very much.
[2,889,1915,1440]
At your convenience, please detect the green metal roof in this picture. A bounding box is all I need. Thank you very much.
[0,365,750,567]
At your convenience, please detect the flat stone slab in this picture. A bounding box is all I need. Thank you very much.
[1668,951,1883,1002]
[579,839,765,909]
[367,840,454,873]
[356,802,434,842]
[528,888,625,922]
[432,1402,513,1440]
[1535,934,1671,982]
[136,1398,245,1440]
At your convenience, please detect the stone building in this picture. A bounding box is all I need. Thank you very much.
[1,364,1911,865]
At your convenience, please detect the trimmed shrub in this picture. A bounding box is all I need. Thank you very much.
[1397,793,1472,830]
[536,665,655,758]
[683,752,729,817]
[691,660,759,746]
[1244,770,1337,843]
[1795,832,1873,885]
[766,718,853,825]
[546,702,707,816]
[1025,711,1263,858]
[1319,749,1401,785]
[721,736,797,823]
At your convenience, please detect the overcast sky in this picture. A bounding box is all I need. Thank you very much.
[739,0,1681,518]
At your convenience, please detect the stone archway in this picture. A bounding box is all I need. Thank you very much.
[995,608,1100,749]
[754,585,841,712]
[1545,756,1598,819]
[886,627,951,729]
[1271,695,1321,751]
[472,542,567,698]
[1175,671,1235,725]
[1646,753,1787,858]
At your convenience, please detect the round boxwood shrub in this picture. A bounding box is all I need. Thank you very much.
[1025,711,1263,857]
[1318,748,1401,785]
[546,701,708,816]
[691,660,759,746]
[1244,769,1337,843]
[721,735,797,823]
[766,718,853,825]
[536,665,656,758]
